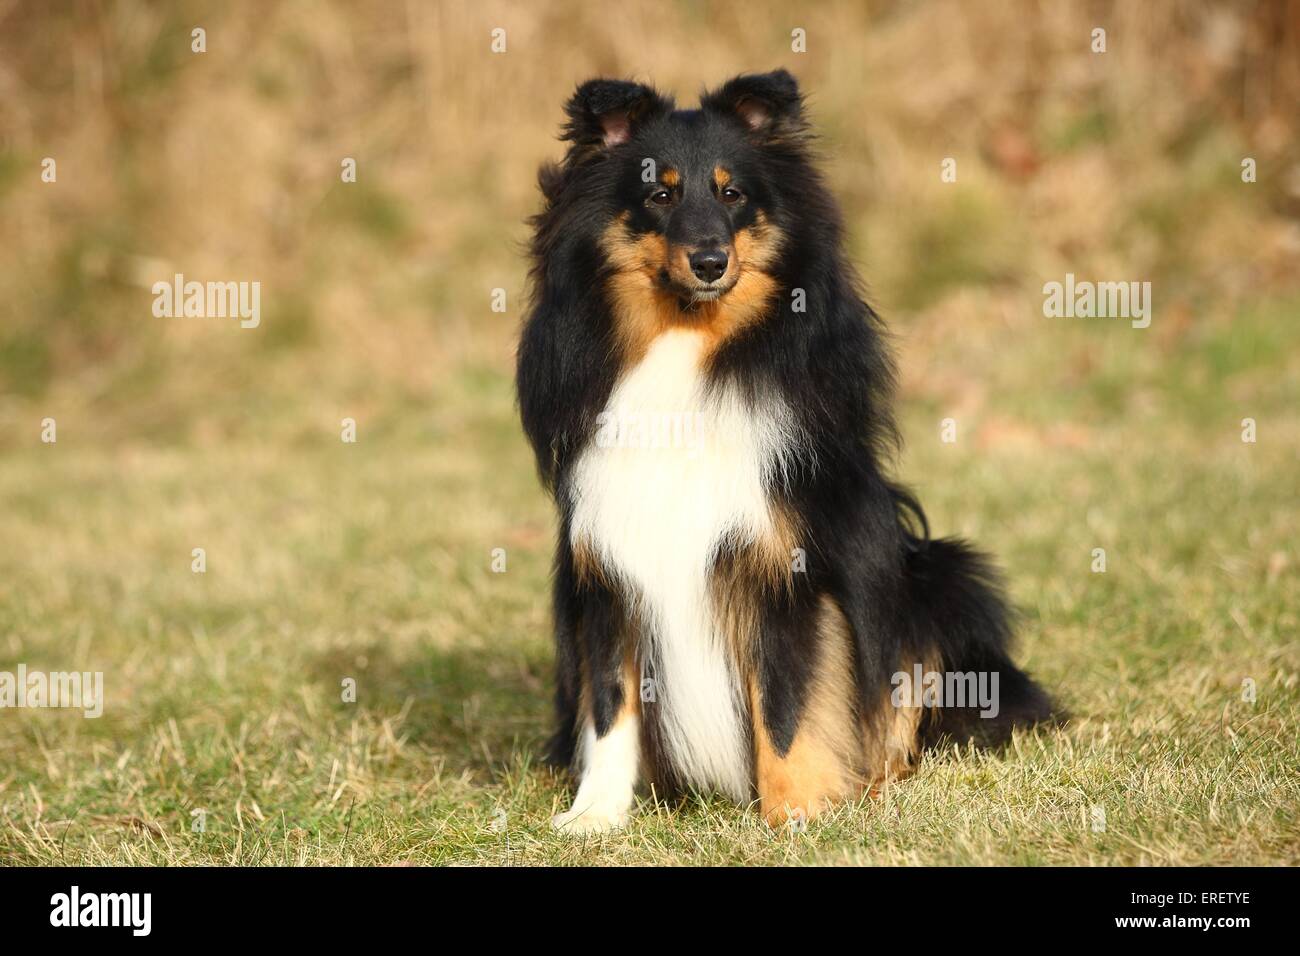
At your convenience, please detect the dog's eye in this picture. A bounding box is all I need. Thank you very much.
[648,189,673,207]
[719,186,744,205]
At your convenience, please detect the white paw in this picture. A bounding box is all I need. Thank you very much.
[551,801,629,834]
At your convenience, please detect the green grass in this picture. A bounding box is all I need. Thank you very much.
[0,299,1297,867]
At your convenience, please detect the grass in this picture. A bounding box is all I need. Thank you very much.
[1,298,1296,867]
[1,0,1298,866]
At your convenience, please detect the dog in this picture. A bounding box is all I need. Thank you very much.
[517,69,1053,833]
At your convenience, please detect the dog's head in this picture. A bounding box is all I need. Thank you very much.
[551,71,809,320]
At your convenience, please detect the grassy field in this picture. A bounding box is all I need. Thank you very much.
[2,297,1296,866]
[1,1,1298,866]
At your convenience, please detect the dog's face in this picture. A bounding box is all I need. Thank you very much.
[613,115,768,303]
[553,71,809,337]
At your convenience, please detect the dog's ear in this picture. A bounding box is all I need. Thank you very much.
[561,79,673,150]
[701,69,806,141]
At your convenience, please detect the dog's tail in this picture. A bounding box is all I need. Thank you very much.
[898,531,1057,748]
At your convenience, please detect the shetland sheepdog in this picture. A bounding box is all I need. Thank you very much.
[517,70,1053,832]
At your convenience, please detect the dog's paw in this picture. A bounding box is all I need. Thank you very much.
[763,802,818,831]
[551,802,629,834]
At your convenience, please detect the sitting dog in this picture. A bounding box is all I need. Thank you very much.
[517,69,1052,832]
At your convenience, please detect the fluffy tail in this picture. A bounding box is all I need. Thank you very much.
[900,535,1056,748]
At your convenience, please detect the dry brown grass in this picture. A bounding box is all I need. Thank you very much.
[0,1,1297,866]
[2,1,1297,428]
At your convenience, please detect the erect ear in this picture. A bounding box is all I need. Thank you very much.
[561,79,673,150]
[701,69,806,141]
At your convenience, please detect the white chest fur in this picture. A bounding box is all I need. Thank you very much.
[567,330,796,799]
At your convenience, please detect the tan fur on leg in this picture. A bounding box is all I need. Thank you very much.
[862,651,940,797]
[751,597,863,826]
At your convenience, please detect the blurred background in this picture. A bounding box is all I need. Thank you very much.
[1,0,1297,441]
[1,1,1298,864]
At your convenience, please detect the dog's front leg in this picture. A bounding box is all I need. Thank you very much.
[749,592,861,828]
[552,578,640,834]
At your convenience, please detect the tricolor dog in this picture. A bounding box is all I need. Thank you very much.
[517,70,1053,832]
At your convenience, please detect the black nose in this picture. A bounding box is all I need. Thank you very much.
[688,248,729,283]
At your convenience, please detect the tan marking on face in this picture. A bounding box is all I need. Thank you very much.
[601,211,785,363]
[750,597,863,826]
[665,244,700,291]
[732,211,782,270]
[713,166,732,189]
[600,214,673,361]
[660,168,679,188]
